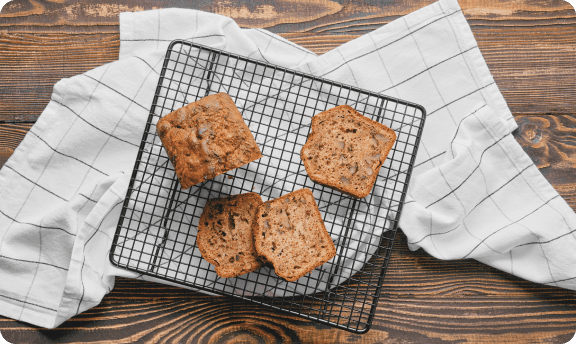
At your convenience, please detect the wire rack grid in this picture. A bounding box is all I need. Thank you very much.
[109,40,426,333]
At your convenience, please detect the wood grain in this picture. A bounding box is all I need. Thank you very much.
[0,31,120,121]
[513,114,576,209]
[1,13,576,120]
[1,0,576,343]
[514,115,576,169]
[1,0,574,29]
[0,0,343,29]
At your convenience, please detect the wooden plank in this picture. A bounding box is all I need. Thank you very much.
[1,0,574,30]
[0,233,574,343]
[0,31,120,121]
[1,1,575,120]
[1,22,576,120]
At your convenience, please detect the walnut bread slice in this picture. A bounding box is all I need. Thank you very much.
[156,92,262,189]
[197,192,264,278]
[300,105,396,199]
[253,188,336,282]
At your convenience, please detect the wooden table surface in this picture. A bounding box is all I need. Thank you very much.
[1,0,576,343]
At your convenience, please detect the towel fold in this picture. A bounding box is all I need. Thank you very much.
[401,103,576,289]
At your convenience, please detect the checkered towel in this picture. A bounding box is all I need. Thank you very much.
[0,0,574,329]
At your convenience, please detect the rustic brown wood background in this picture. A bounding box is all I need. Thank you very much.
[1,0,576,343]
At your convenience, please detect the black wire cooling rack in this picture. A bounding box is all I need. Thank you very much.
[110,40,426,333]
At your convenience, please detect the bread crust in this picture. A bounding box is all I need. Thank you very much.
[301,105,396,198]
[156,93,262,189]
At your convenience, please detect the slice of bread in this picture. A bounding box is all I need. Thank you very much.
[197,192,264,278]
[253,188,336,282]
[300,105,396,199]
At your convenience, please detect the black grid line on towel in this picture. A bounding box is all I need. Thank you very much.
[109,40,426,334]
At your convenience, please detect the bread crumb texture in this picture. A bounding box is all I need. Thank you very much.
[253,188,336,282]
[301,105,396,198]
[197,192,264,278]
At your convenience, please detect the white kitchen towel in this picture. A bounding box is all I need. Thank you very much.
[0,0,574,329]
[401,103,576,289]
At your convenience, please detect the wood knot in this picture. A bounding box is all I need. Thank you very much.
[517,122,542,145]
